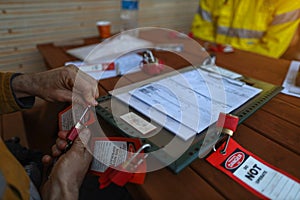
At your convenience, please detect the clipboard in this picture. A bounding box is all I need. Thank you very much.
[95,66,283,174]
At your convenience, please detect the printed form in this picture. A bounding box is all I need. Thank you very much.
[114,68,261,140]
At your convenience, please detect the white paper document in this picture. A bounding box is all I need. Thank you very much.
[90,140,127,173]
[113,68,262,141]
[282,61,300,98]
[67,34,153,63]
[65,53,143,80]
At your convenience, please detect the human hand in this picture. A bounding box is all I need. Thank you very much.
[41,129,92,200]
[42,130,70,165]
[12,65,99,106]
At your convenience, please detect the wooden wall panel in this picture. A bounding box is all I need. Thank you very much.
[0,0,198,73]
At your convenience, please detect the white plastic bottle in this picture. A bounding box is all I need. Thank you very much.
[120,0,139,32]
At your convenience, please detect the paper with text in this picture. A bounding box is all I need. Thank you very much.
[114,68,261,140]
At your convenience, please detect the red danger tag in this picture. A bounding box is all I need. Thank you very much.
[89,137,147,187]
[58,105,96,131]
[206,139,300,199]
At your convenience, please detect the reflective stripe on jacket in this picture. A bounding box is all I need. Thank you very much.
[191,0,300,58]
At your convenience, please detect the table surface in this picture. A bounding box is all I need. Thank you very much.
[37,36,300,200]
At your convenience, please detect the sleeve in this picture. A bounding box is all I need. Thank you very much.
[191,0,216,43]
[0,72,35,114]
[0,139,31,200]
[247,2,300,58]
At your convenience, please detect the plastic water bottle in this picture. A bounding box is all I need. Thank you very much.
[120,0,139,32]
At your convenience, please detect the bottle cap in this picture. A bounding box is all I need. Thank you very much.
[121,0,139,10]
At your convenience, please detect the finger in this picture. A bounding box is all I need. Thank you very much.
[56,137,67,150]
[66,64,79,73]
[42,155,53,166]
[73,85,98,106]
[62,66,99,106]
[52,144,62,157]
[58,130,69,139]
[82,86,99,106]
[46,90,73,103]
[79,73,99,102]
[85,85,99,106]
[72,92,90,107]
[57,84,98,106]
[57,89,96,106]
[74,71,99,106]
[55,90,87,106]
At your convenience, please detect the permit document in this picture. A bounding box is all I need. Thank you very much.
[113,68,262,140]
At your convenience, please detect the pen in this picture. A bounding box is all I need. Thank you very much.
[207,71,244,87]
[224,77,245,87]
[64,105,91,151]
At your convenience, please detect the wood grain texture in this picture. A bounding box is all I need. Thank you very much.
[261,96,300,126]
[243,109,300,155]
[0,0,198,73]
[129,167,225,200]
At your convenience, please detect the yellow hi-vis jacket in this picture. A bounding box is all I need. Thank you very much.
[191,0,300,58]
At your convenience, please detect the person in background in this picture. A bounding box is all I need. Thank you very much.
[191,0,300,59]
[0,65,99,199]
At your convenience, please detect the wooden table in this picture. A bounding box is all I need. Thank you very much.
[37,36,300,200]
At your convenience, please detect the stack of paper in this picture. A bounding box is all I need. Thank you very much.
[67,34,153,63]
[112,68,262,141]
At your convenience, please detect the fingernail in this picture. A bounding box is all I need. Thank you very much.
[93,99,98,106]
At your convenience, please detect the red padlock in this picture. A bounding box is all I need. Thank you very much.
[216,112,239,154]
[216,112,239,137]
[140,50,164,75]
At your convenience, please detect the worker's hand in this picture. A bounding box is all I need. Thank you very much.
[41,129,92,200]
[42,130,69,164]
[42,129,89,168]
[11,65,99,106]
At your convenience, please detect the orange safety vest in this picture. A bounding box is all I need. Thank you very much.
[191,0,300,58]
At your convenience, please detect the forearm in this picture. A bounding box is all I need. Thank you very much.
[11,73,38,98]
[0,72,35,114]
[10,67,73,104]
[42,177,79,200]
